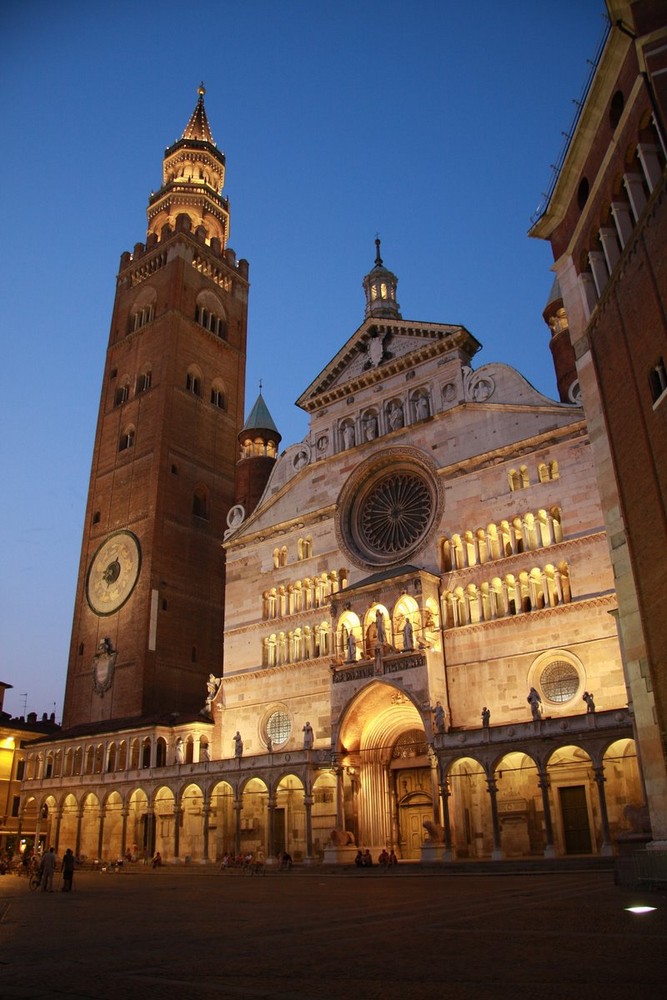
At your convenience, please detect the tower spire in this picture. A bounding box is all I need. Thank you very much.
[146,86,229,246]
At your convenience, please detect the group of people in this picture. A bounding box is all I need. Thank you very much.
[17,846,76,892]
[355,848,398,868]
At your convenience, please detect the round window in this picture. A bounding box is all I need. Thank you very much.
[266,711,291,746]
[540,660,580,703]
[338,450,440,568]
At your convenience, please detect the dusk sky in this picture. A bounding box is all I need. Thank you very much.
[0,1,608,721]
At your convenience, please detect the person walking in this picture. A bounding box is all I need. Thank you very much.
[61,849,75,892]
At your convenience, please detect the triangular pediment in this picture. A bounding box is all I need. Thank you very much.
[296,317,480,413]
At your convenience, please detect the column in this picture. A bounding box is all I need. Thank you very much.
[593,765,614,857]
[303,793,313,863]
[599,227,621,274]
[266,796,275,861]
[233,798,242,856]
[486,775,504,861]
[588,250,609,298]
[537,765,556,858]
[439,771,454,862]
[173,803,181,859]
[623,172,647,221]
[120,807,129,859]
[97,810,106,862]
[75,808,83,859]
[610,200,634,248]
[202,802,211,862]
[578,271,598,317]
[636,143,662,191]
[53,808,63,855]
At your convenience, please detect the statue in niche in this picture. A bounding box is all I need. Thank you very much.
[342,423,355,449]
[375,609,386,645]
[346,630,357,662]
[388,401,404,431]
[233,731,243,757]
[175,738,185,764]
[414,394,429,420]
[481,706,491,728]
[363,414,378,441]
[403,618,414,651]
[302,721,314,749]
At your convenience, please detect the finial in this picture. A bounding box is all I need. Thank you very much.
[374,236,383,267]
[259,378,263,392]
[198,81,206,97]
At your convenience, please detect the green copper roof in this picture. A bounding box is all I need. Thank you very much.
[242,392,280,435]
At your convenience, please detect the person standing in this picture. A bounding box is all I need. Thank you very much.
[61,849,75,892]
[40,847,56,892]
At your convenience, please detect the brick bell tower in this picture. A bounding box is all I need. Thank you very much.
[62,86,248,729]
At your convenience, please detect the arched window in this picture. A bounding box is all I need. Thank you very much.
[186,368,202,397]
[136,368,152,394]
[114,379,130,407]
[119,425,135,451]
[210,379,225,409]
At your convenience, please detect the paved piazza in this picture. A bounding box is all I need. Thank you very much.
[1,868,665,999]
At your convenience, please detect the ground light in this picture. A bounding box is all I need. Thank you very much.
[625,906,657,914]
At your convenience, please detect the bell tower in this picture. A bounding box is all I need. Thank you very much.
[63,88,249,729]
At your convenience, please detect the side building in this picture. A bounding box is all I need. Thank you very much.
[530,0,667,846]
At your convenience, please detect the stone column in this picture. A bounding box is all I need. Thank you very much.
[599,227,621,274]
[120,807,129,859]
[588,250,609,298]
[610,200,634,248]
[303,793,313,863]
[439,771,454,862]
[537,765,556,858]
[97,809,106,862]
[266,796,275,861]
[233,798,242,856]
[486,775,504,860]
[202,802,211,862]
[173,803,181,859]
[75,808,84,859]
[593,765,614,857]
[623,171,647,222]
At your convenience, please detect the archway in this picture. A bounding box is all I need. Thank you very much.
[180,783,205,861]
[210,780,235,860]
[101,791,124,861]
[337,681,432,857]
[240,778,268,857]
[274,774,305,860]
[79,792,101,860]
[546,745,595,854]
[153,786,175,860]
[447,757,488,858]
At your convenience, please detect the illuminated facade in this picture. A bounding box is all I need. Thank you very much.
[19,88,647,865]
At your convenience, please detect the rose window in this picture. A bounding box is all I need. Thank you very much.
[359,473,433,554]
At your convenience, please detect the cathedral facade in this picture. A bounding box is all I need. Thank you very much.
[17,91,643,865]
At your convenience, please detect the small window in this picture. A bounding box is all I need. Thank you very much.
[114,383,130,407]
[211,387,225,409]
[577,177,590,210]
[186,371,202,396]
[11,796,20,817]
[119,427,135,451]
[92,511,100,524]
[16,759,25,781]
[136,370,152,393]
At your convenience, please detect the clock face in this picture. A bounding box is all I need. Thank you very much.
[86,530,141,616]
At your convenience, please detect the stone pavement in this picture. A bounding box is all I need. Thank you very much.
[1,865,665,999]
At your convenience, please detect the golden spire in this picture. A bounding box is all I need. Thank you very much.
[182,82,215,145]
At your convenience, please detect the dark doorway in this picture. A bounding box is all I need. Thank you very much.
[558,785,592,854]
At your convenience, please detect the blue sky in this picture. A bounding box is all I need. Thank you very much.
[0,0,608,720]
